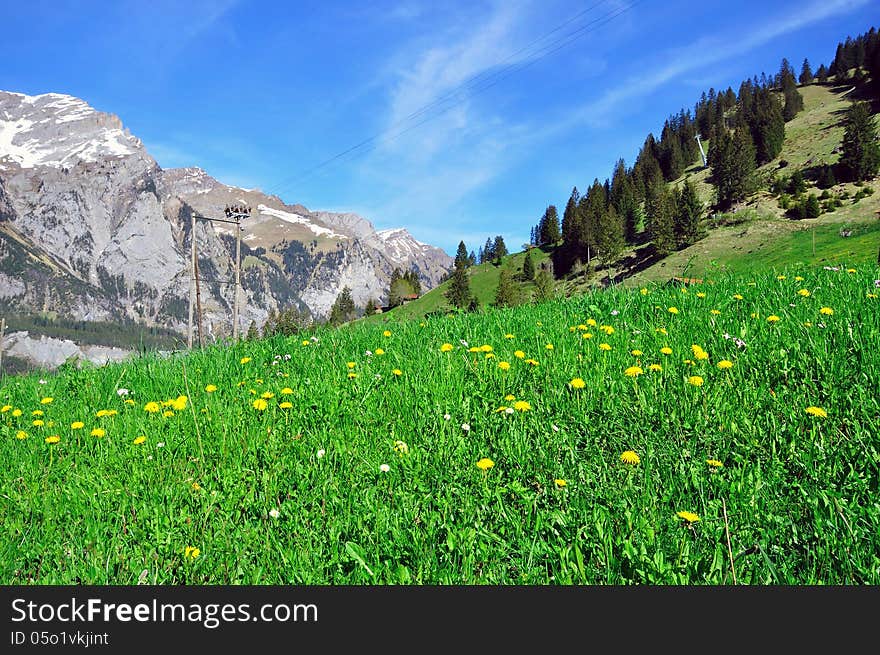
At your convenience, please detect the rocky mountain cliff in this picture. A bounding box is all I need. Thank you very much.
[0,90,452,343]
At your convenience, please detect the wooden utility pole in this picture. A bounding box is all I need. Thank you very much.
[194,254,205,348]
[188,212,196,349]
[0,317,5,375]
[233,215,242,340]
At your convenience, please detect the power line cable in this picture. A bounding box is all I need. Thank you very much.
[265,0,641,198]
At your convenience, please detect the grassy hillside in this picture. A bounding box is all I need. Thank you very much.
[2,264,878,583]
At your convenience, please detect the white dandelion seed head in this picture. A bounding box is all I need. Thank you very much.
[268,508,280,519]
[443,413,451,421]
[365,350,373,357]
[274,354,282,360]
[552,424,560,432]
[39,379,47,385]
[157,442,165,448]
[723,333,731,340]
[611,309,619,316]
[147,455,153,461]
[116,388,129,396]
[379,463,390,473]
[461,423,471,432]
[271,361,277,366]
[316,449,326,459]
[284,354,291,360]
[310,336,319,342]
[504,407,514,415]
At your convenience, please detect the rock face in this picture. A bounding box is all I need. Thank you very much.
[0,90,452,347]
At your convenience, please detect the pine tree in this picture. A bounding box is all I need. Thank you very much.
[468,251,477,267]
[540,205,561,244]
[839,101,880,182]
[263,308,277,338]
[533,268,555,303]
[522,250,535,280]
[804,194,821,218]
[445,263,474,310]
[494,266,522,308]
[365,298,377,315]
[816,63,829,83]
[676,180,704,245]
[328,287,356,326]
[647,187,677,256]
[483,237,494,263]
[596,205,625,265]
[454,241,469,268]
[492,236,508,261]
[800,58,813,85]
[709,127,757,209]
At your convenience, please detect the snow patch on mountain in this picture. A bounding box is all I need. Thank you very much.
[257,204,345,238]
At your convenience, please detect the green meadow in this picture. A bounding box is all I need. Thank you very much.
[1,264,878,584]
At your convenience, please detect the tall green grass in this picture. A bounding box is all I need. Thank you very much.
[1,264,878,584]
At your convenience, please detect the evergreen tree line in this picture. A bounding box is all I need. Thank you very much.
[476,235,509,264]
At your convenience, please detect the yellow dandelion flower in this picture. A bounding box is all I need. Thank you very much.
[279,401,293,409]
[696,292,706,298]
[819,307,833,316]
[798,288,811,297]
[163,410,174,417]
[191,482,201,491]
[640,287,648,295]
[32,419,44,427]
[302,340,310,346]
[570,377,586,389]
[375,348,385,356]
[677,511,700,523]
[767,315,781,323]
[577,324,588,331]
[495,406,508,413]
[393,440,409,455]
[525,359,539,366]
[16,430,28,440]
[656,327,668,335]
[514,350,525,359]
[624,366,644,378]
[32,409,44,416]
[733,294,743,300]
[347,372,357,379]
[440,343,454,352]
[805,406,827,418]
[40,397,53,405]
[383,330,392,337]
[171,396,187,411]
[12,408,22,417]
[599,343,612,351]
[706,459,723,468]
[649,363,662,372]
[620,450,640,465]
[261,391,275,399]
[847,268,856,273]
[717,360,734,370]
[691,345,709,360]
[513,400,532,411]
[240,357,251,364]
[124,399,135,405]
[586,319,597,327]
[144,401,160,413]
[476,457,494,471]
[777,275,786,280]
[184,546,200,560]
[554,479,567,488]
[0,405,10,413]
[631,349,643,356]
[867,293,878,299]
[133,436,146,445]
[392,369,403,376]
[71,421,84,430]
[497,361,511,371]
[600,325,614,335]
[504,394,516,401]
[281,387,293,395]
[795,276,804,281]
[710,309,721,315]
[582,332,593,339]
[681,288,688,294]
[485,353,496,359]
[45,435,60,444]
[688,375,704,387]
[91,428,106,438]
[545,343,554,350]
[504,333,515,339]
[479,344,493,353]
[347,362,356,369]
[660,347,673,355]
[252,399,268,411]
[668,307,679,315]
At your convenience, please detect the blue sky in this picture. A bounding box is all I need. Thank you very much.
[2,0,876,254]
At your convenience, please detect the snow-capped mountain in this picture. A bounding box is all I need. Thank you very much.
[0,89,452,357]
